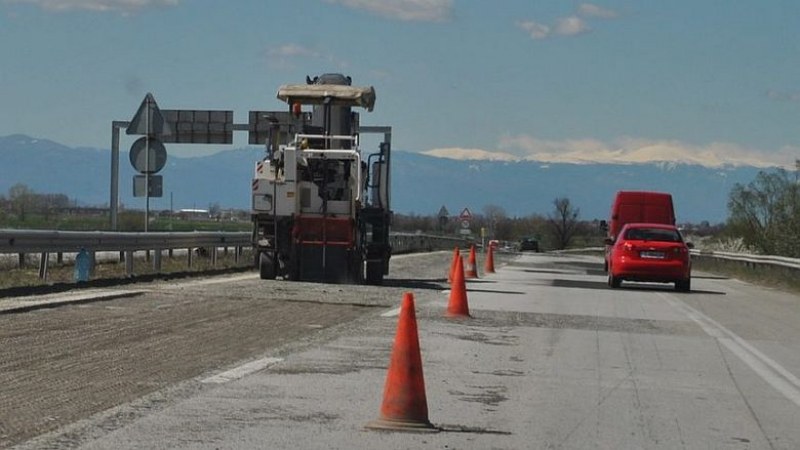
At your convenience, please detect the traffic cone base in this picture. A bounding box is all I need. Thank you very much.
[366,417,438,432]
[367,293,438,432]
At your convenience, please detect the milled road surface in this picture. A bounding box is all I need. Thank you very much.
[0,251,459,448]
[5,250,800,449]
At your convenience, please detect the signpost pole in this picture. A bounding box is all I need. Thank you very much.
[110,122,120,231]
[145,97,150,233]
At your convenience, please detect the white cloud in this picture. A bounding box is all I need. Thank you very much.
[268,44,320,59]
[421,147,518,161]
[554,16,589,37]
[516,20,550,40]
[266,43,349,70]
[578,3,618,19]
[766,89,800,103]
[421,135,795,169]
[498,134,796,168]
[4,0,179,13]
[324,0,452,22]
[518,3,617,40]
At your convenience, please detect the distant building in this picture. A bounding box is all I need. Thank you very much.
[176,208,210,220]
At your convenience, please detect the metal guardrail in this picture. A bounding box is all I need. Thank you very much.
[558,246,800,272]
[390,233,470,254]
[689,249,800,270]
[0,229,471,282]
[0,229,251,253]
[0,229,252,280]
[0,230,468,256]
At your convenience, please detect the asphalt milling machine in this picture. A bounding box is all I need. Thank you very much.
[251,74,392,284]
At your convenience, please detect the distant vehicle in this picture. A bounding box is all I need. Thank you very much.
[518,238,539,252]
[601,191,676,271]
[606,223,693,292]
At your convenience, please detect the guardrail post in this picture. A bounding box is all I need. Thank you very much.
[18,253,24,268]
[168,248,174,258]
[89,251,96,277]
[211,247,218,267]
[125,250,134,277]
[38,252,49,281]
[153,249,162,273]
[57,252,63,264]
[234,246,241,264]
[187,248,193,269]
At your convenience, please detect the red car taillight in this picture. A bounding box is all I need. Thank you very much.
[670,246,689,260]
[619,242,637,256]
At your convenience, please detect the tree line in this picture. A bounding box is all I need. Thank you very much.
[4,160,799,257]
[726,161,800,257]
[396,159,800,257]
[392,197,596,251]
[0,183,73,222]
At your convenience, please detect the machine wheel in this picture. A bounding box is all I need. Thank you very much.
[675,278,691,292]
[259,252,276,280]
[365,262,384,285]
[608,272,621,288]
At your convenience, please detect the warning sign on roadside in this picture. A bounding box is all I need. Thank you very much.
[459,208,472,220]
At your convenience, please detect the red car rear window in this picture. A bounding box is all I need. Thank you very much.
[624,227,682,242]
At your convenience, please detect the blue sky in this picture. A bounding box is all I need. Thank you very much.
[1,0,799,167]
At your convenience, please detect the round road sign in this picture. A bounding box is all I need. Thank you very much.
[129,136,167,174]
[461,220,470,229]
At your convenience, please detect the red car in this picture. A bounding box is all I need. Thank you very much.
[606,223,693,292]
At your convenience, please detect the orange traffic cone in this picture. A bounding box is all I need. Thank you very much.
[446,256,470,318]
[447,247,460,283]
[464,245,479,279]
[484,244,495,274]
[367,292,437,431]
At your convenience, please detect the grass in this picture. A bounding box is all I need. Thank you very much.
[692,257,800,295]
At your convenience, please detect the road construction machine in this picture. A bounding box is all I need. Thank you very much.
[251,74,392,284]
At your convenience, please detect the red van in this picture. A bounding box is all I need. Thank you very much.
[602,191,676,271]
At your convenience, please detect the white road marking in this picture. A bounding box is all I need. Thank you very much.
[0,290,144,313]
[662,294,800,407]
[163,274,258,289]
[380,307,401,317]
[201,357,283,384]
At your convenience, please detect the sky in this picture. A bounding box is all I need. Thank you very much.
[1,0,800,168]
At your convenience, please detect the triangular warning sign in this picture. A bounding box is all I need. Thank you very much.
[459,208,472,220]
[127,93,170,136]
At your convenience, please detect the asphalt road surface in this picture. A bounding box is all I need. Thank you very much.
[3,251,800,449]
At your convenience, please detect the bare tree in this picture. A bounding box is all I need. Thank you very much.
[728,168,800,256]
[8,183,33,221]
[482,204,508,239]
[547,197,580,250]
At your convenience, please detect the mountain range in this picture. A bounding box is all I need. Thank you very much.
[0,134,770,223]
